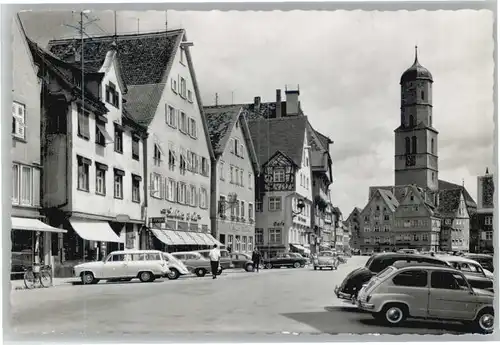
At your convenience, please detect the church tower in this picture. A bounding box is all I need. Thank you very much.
[394,47,439,191]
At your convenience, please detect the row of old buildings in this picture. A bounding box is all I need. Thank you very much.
[345,49,494,254]
[10,16,336,277]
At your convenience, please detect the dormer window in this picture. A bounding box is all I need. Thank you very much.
[105,82,120,108]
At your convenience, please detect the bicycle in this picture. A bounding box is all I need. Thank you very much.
[23,263,53,289]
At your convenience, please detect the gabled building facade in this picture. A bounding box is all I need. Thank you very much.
[48,30,217,252]
[438,189,470,252]
[360,189,399,253]
[203,105,260,253]
[30,37,147,270]
[10,17,67,279]
[475,168,494,253]
[248,116,313,259]
[346,207,362,251]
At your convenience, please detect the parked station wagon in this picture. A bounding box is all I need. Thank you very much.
[74,250,171,284]
[356,262,494,333]
[262,253,307,269]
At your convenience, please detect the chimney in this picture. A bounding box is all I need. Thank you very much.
[275,89,282,118]
[254,96,261,113]
[285,87,300,116]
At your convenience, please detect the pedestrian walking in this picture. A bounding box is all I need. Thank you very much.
[251,248,261,272]
[208,244,221,279]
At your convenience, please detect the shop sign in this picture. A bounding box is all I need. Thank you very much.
[273,221,285,227]
[150,217,165,224]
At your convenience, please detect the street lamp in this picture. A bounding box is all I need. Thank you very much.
[292,198,305,219]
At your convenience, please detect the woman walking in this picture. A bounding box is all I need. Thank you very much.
[252,248,261,273]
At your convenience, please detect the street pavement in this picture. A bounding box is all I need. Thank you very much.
[7,256,469,338]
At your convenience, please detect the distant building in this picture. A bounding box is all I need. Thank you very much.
[332,207,344,252]
[346,207,362,251]
[203,105,260,253]
[476,168,494,253]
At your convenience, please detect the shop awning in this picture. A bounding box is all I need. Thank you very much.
[166,230,187,244]
[69,219,123,243]
[11,217,67,233]
[205,233,224,247]
[192,232,208,245]
[176,231,198,245]
[150,228,175,245]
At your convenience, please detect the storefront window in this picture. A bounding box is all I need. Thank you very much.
[11,230,34,276]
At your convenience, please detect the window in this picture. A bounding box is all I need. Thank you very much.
[411,136,417,154]
[77,156,91,192]
[108,254,125,262]
[167,179,176,202]
[77,107,90,139]
[240,170,244,186]
[168,143,176,169]
[405,137,410,154]
[422,233,428,241]
[256,201,263,212]
[219,195,227,216]
[431,138,434,154]
[178,182,186,204]
[166,106,177,128]
[179,148,187,174]
[95,118,111,146]
[171,78,177,93]
[240,201,245,218]
[485,216,493,225]
[239,144,244,158]
[219,161,225,180]
[431,271,468,290]
[132,135,140,160]
[189,118,197,138]
[269,228,282,244]
[248,237,253,252]
[234,139,240,155]
[132,175,141,203]
[114,124,123,153]
[151,173,161,198]
[105,82,120,108]
[269,197,282,211]
[229,138,235,153]
[190,185,197,206]
[255,228,264,244]
[95,163,107,195]
[17,165,39,206]
[230,166,234,183]
[186,184,192,206]
[242,236,247,252]
[154,144,162,166]
[187,90,193,102]
[485,231,493,240]
[392,270,428,287]
[180,77,187,98]
[273,168,285,183]
[249,203,254,220]
[200,188,208,209]
[248,173,253,189]
[180,112,187,133]
[201,157,209,176]
[12,164,19,204]
[12,102,26,139]
[114,169,124,199]
[384,225,390,232]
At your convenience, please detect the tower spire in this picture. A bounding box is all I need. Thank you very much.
[414,45,419,64]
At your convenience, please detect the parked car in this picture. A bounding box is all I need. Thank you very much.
[313,251,338,270]
[171,251,222,277]
[230,253,255,272]
[263,253,307,269]
[162,252,190,280]
[74,250,171,284]
[464,253,494,273]
[334,252,450,302]
[289,253,308,266]
[356,262,494,333]
[397,249,418,254]
[197,249,233,270]
[436,255,494,291]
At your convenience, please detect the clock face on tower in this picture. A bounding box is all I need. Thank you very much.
[406,155,416,166]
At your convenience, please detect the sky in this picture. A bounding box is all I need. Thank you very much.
[18,9,495,216]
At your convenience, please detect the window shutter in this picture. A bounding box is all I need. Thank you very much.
[160,177,165,199]
[187,117,191,136]
[176,181,180,202]
[240,144,244,158]
[193,187,198,207]
[165,104,169,124]
[198,187,202,208]
[32,168,40,207]
[150,173,154,196]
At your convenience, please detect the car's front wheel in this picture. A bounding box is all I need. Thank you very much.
[81,271,98,285]
[293,262,301,268]
[265,263,273,269]
[376,304,408,326]
[245,263,254,272]
[139,271,154,282]
[195,268,206,277]
[167,268,180,280]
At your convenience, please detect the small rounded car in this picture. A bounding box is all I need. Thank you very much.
[230,252,255,272]
[356,262,494,333]
[436,255,494,291]
[170,251,223,277]
[73,250,171,284]
[161,252,190,280]
[313,251,338,270]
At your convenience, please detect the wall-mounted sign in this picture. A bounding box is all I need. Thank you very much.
[150,217,165,224]
[273,221,285,227]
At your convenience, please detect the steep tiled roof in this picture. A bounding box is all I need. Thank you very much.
[378,189,400,212]
[438,189,462,217]
[27,38,108,115]
[438,179,476,208]
[247,116,307,167]
[47,30,184,126]
[203,105,241,154]
[314,129,333,149]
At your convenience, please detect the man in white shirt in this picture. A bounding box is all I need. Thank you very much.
[209,244,221,279]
